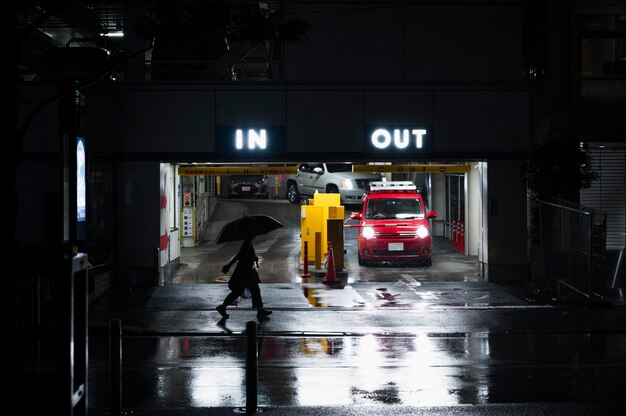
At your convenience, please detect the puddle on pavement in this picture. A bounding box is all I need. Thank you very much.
[300,277,407,308]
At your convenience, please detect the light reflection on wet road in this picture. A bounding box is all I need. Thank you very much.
[87,331,626,409]
[76,200,626,412]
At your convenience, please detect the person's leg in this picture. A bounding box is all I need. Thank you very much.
[250,284,272,319]
[217,288,244,318]
[249,284,263,309]
[224,288,243,306]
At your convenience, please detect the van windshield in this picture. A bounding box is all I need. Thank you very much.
[365,198,424,220]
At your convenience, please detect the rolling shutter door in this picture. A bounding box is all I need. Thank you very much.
[580,143,626,250]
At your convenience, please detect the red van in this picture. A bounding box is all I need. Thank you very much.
[350,181,437,266]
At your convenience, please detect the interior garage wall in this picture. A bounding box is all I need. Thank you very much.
[467,162,483,257]
[431,174,446,237]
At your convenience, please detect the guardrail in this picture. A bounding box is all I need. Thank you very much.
[537,199,607,304]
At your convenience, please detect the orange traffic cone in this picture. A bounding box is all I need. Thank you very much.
[323,243,338,285]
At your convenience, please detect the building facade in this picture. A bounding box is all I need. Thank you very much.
[16,1,625,288]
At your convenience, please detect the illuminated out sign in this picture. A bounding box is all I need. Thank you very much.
[216,126,286,154]
[371,128,427,149]
[365,126,432,152]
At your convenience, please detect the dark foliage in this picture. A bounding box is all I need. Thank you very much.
[527,137,598,202]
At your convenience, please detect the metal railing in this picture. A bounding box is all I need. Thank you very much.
[537,199,607,303]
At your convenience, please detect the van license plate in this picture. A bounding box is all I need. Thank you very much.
[388,243,404,251]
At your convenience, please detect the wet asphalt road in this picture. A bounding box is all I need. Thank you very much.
[21,199,626,415]
[85,330,626,409]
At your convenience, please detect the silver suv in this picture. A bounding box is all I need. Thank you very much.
[285,163,385,204]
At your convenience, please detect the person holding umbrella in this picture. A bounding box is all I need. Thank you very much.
[215,214,283,320]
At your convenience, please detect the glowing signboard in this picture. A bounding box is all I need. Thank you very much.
[236,129,267,150]
[371,128,427,149]
[216,126,286,154]
[76,137,86,222]
[365,127,432,152]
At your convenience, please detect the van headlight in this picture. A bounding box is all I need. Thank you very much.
[416,226,429,239]
[362,226,375,239]
[341,179,353,190]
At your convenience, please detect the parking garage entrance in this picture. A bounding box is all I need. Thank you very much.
[157,161,486,286]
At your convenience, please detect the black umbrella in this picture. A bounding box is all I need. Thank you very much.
[215,214,284,244]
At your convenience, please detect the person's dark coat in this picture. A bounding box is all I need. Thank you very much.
[226,240,260,291]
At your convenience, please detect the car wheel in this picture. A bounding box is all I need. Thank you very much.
[327,184,339,194]
[286,183,301,204]
[358,252,367,266]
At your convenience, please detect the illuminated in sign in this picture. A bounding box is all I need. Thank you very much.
[236,129,267,150]
[371,128,427,149]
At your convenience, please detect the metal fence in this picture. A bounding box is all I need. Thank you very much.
[538,200,607,302]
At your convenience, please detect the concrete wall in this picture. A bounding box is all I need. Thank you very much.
[86,85,528,157]
[116,161,160,286]
[486,159,528,282]
[284,2,523,84]
[16,87,62,248]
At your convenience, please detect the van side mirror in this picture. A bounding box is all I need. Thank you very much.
[313,167,323,174]
[427,210,437,219]
[350,212,362,220]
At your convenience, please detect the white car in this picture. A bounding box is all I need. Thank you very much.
[285,163,385,204]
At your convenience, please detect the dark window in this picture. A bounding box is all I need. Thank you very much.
[579,14,626,78]
[326,163,352,173]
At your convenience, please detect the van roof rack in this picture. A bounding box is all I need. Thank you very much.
[369,181,417,191]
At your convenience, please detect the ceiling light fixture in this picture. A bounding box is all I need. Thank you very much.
[100,31,124,37]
